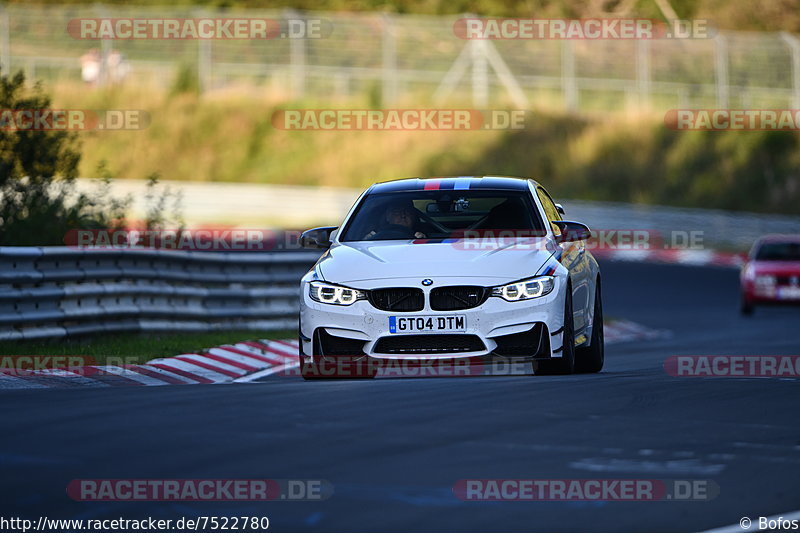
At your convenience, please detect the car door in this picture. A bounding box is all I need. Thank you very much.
[536,186,591,331]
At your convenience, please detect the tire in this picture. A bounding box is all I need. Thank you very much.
[740,297,754,316]
[575,279,604,373]
[534,286,576,375]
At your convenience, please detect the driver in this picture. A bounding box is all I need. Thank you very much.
[365,201,427,239]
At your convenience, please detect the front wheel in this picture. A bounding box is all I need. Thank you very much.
[740,296,754,316]
[575,279,604,373]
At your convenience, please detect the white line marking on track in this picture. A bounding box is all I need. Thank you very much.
[234,362,301,383]
[98,366,170,386]
[570,457,726,475]
[175,354,246,376]
[0,372,47,389]
[146,357,232,382]
[31,369,110,387]
[136,364,200,384]
[206,347,272,369]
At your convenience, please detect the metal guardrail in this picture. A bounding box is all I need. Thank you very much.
[0,247,320,341]
[562,200,800,251]
[4,195,800,342]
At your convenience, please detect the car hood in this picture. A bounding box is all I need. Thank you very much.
[750,260,800,276]
[317,238,558,284]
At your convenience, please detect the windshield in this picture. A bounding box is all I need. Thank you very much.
[340,190,545,242]
[755,241,800,261]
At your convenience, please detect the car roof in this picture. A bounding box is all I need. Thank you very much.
[755,234,800,244]
[368,176,537,194]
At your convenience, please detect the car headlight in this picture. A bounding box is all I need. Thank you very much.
[755,275,777,286]
[491,276,555,302]
[309,281,366,305]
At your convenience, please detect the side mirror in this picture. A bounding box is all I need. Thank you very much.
[552,220,591,243]
[300,226,338,249]
[555,203,565,215]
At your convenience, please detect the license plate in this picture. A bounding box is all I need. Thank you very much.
[389,315,466,333]
[777,286,800,300]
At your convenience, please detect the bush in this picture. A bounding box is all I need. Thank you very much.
[0,70,181,246]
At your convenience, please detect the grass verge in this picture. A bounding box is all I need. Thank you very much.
[0,329,295,366]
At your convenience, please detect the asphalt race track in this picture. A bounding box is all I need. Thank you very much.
[2,261,799,532]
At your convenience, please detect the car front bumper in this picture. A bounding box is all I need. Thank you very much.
[742,282,800,303]
[299,275,567,361]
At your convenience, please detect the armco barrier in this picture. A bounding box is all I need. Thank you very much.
[0,247,321,341]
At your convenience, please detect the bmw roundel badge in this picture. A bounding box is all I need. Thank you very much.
[422,279,433,286]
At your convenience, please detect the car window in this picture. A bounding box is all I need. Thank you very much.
[340,190,546,241]
[755,242,800,261]
[536,186,562,235]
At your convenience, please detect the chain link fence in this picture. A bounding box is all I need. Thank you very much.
[2,4,800,111]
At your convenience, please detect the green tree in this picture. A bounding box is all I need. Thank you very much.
[0,70,128,245]
[0,70,182,246]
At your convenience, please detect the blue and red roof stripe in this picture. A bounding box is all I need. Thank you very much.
[370,176,528,193]
[423,177,474,190]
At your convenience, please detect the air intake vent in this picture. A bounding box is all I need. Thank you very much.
[367,288,424,311]
[373,334,485,354]
[429,286,489,311]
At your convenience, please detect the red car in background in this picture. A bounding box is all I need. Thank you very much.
[741,234,800,315]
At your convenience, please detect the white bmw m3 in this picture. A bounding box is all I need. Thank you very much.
[298,176,603,377]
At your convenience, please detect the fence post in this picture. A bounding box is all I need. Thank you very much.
[95,4,111,87]
[197,9,211,94]
[562,40,577,111]
[471,39,488,107]
[0,6,10,74]
[198,39,211,93]
[433,40,471,104]
[382,14,397,105]
[714,33,729,108]
[636,38,651,108]
[780,32,800,108]
[288,9,306,99]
